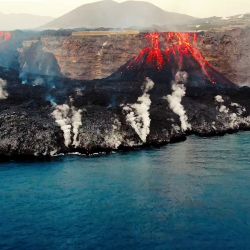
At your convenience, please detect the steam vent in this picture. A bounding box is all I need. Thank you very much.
[0,30,249,159]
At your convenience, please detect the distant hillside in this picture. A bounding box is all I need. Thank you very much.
[0,13,53,31]
[156,13,250,32]
[42,0,196,30]
[192,13,250,31]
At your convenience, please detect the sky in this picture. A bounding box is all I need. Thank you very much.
[0,0,250,18]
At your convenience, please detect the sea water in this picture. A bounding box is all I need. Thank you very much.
[0,132,250,250]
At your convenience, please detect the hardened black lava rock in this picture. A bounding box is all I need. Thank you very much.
[0,55,249,160]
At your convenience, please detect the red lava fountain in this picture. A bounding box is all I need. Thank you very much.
[133,32,216,84]
[135,33,165,70]
[0,32,12,42]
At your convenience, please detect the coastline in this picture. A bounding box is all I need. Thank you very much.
[0,129,249,163]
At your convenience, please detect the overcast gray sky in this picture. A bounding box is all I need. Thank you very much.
[0,0,250,18]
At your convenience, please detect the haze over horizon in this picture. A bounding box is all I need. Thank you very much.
[0,0,250,18]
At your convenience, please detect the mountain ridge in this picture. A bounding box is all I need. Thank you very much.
[0,12,53,31]
[42,0,196,30]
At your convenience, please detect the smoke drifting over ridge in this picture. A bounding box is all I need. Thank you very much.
[72,108,83,147]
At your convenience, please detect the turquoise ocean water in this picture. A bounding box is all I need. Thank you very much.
[0,132,250,250]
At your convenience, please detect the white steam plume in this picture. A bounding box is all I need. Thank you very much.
[215,96,250,129]
[165,71,191,131]
[215,95,224,103]
[104,118,123,149]
[0,78,8,100]
[215,96,230,114]
[52,104,72,147]
[72,107,83,147]
[52,104,83,147]
[123,77,154,143]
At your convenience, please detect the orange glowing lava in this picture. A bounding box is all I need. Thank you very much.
[0,32,12,42]
[132,32,216,84]
[165,32,216,84]
[134,33,165,70]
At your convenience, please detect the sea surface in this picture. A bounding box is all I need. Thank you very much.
[0,132,250,250]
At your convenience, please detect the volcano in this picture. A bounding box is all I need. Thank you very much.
[110,32,237,90]
[0,31,248,160]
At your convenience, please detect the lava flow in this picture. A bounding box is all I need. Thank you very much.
[132,32,216,84]
[0,32,12,42]
[165,32,216,84]
[134,33,165,71]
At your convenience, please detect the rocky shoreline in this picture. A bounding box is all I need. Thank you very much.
[0,69,249,161]
[0,129,249,163]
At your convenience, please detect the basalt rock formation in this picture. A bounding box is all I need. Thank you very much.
[0,31,249,160]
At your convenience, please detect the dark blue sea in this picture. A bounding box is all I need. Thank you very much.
[0,132,250,250]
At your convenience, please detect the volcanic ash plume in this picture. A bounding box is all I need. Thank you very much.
[165,71,191,131]
[0,78,8,100]
[52,104,83,147]
[123,77,154,143]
